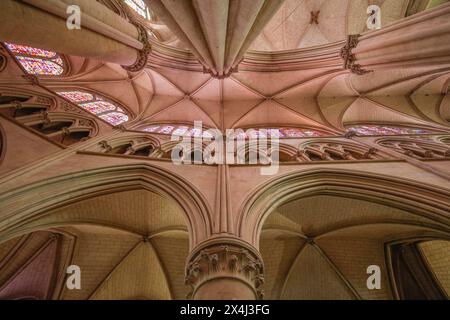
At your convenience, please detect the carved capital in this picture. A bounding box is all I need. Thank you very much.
[203,65,239,79]
[62,102,81,114]
[99,140,112,152]
[364,147,378,159]
[122,24,152,72]
[340,35,372,75]
[185,238,264,300]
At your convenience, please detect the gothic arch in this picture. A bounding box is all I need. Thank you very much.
[376,137,450,159]
[16,112,99,146]
[297,139,384,161]
[238,169,450,247]
[0,164,213,249]
[0,86,57,116]
[89,134,161,157]
[238,169,450,299]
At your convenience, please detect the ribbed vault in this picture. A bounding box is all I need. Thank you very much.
[260,192,450,300]
[0,188,192,300]
[146,0,284,76]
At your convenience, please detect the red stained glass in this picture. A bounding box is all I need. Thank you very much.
[57,90,129,126]
[58,91,94,103]
[5,43,57,58]
[347,125,434,136]
[5,43,64,76]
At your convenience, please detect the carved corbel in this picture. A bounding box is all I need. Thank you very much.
[364,147,378,159]
[122,24,152,72]
[203,65,239,79]
[340,35,372,75]
[99,140,113,152]
[40,110,51,125]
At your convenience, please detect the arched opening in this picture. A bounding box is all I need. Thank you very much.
[239,170,450,300]
[0,93,50,118]
[0,161,214,300]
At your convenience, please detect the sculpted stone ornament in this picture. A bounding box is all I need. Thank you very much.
[22,74,40,85]
[364,148,378,159]
[310,11,320,25]
[99,140,113,153]
[122,24,152,72]
[62,102,82,114]
[340,35,372,75]
[114,124,127,132]
[11,100,23,110]
[185,238,265,300]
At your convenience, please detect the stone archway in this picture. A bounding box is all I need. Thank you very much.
[238,169,450,299]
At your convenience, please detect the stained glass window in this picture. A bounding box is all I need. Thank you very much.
[346,125,435,136]
[236,127,329,139]
[57,90,129,126]
[58,91,94,103]
[4,43,65,76]
[5,43,56,58]
[80,101,119,115]
[124,0,151,19]
[141,124,211,137]
[140,125,329,139]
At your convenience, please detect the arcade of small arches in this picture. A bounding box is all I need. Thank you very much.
[0,0,449,301]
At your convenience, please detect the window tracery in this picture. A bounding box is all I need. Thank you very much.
[4,43,65,76]
[18,112,96,146]
[378,139,450,160]
[0,91,54,118]
[57,90,129,126]
[346,124,436,136]
[297,142,383,162]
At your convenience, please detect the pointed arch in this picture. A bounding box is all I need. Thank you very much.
[0,164,213,249]
[238,169,450,247]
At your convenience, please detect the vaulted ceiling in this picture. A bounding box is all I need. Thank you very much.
[38,55,450,134]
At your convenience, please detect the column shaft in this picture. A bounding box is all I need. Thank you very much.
[341,3,450,74]
[0,0,145,68]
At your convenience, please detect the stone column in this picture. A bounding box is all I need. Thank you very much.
[0,0,150,71]
[185,238,265,300]
[340,2,450,74]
